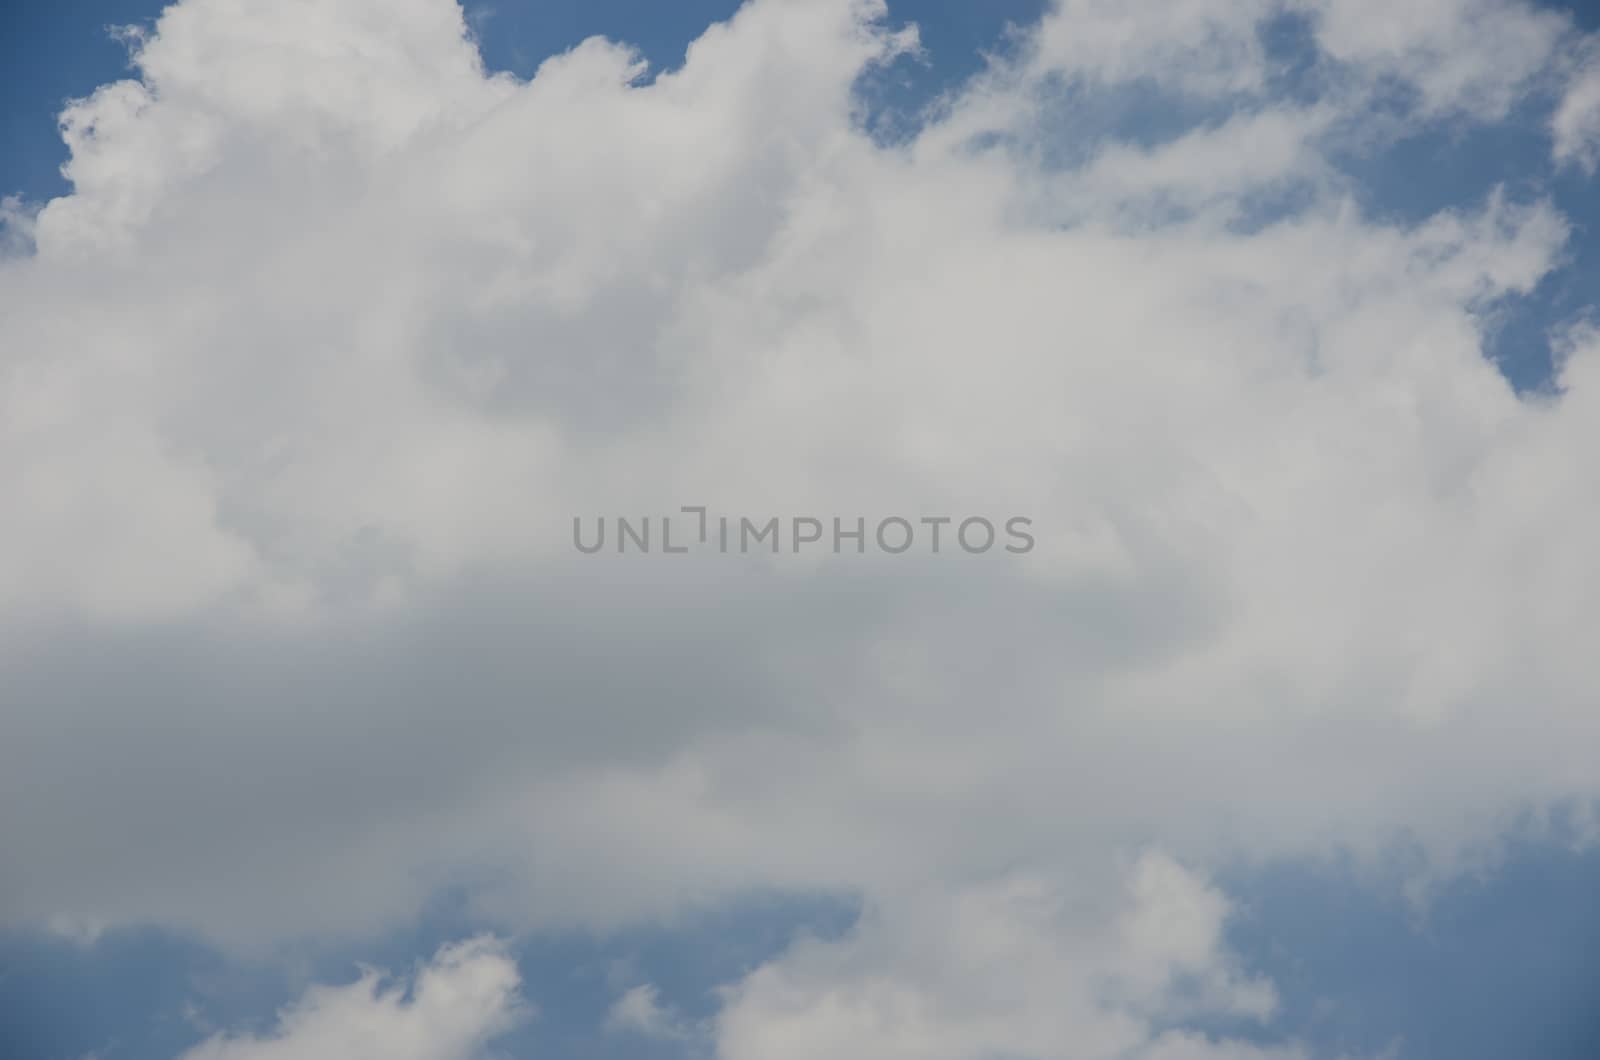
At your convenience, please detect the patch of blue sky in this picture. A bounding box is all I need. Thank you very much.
[0,0,157,203]
[1221,828,1600,1060]
[462,0,741,82]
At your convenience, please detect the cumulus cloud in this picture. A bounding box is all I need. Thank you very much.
[177,937,524,1060]
[606,983,694,1041]
[715,853,1283,1060]
[4,0,1600,1057]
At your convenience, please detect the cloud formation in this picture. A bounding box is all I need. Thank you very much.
[4,0,1600,1057]
[177,937,524,1060]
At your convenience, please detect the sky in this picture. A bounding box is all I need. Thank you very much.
[4,1,1600,1059]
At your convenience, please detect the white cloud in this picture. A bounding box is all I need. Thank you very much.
[714,853,1283,1060]
[3,1,1600,1058]
[1298,0,1568,120]
[178,937,525,1060]
[605,983,693,1041]
[1028,0,1280,96]
[1552,55,1600,171]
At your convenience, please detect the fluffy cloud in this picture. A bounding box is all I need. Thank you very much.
[1298,0,1568,120]
[606,983,693,1041]
[4,1,1600,1058]
[178,937,524,1060]
[1553,54,1600,171]
[715,853,1286,1060]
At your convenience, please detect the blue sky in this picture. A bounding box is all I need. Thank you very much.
[6,3,1600,1060]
